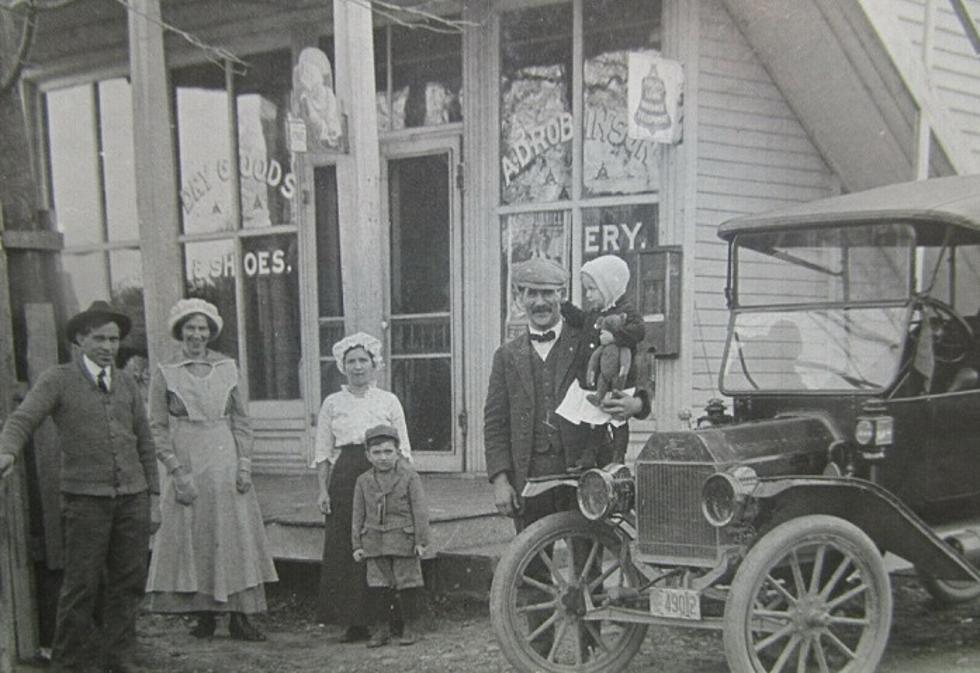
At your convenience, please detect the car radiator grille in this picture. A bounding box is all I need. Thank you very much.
[635,461,720,566]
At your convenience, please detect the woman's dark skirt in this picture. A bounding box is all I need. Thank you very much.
[318,444,371,626]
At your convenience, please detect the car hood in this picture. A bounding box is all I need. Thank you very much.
[636,415,839,477]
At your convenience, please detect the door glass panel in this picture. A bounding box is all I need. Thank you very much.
[388,153,452,453]
[315,166,345,399]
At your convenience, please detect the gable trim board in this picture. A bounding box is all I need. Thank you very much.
[721,0,975,193]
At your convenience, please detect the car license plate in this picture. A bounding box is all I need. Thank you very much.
[649,587,701,620]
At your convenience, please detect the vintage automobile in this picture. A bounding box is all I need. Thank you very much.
[489,174,980,673]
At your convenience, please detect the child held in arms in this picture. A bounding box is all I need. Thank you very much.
[560,254,646,471]
[352,424,430,647]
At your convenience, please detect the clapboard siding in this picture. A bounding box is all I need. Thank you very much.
[894,0,980,167]
[692,0,836,405]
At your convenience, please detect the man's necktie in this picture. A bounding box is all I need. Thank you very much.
[529,330,556,343]
[97,369,109,393]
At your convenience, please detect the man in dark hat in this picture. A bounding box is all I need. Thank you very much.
[0,300,158,673]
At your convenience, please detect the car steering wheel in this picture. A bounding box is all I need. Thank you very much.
[910,297,974,364]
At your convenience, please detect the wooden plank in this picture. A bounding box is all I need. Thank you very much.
[24,304,62,570]
[127,0,183,366]
[333,0,384,338]
[0,230,63,252]
[0,212,39,666]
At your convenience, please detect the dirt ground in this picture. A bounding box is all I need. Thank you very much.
[16,565,980,673]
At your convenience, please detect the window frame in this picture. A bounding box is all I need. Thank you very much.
[495,0,662,312]
[172,53,303,409]
[40,74,145,324]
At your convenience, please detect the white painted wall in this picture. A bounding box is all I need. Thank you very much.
[689,0,837,411]
[895,0,980,170]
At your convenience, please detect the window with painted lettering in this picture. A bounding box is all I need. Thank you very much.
[583,0,663,197]
[45,78,146,348]
[173,50,301,401]
[496,1,664,339]
[499,3,573,205]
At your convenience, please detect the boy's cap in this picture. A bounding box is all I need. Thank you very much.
[364,424,400,446]
[513,257,568,289]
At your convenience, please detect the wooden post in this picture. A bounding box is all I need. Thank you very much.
[332,0,385,340]
[0,212,40,668]
[127,0,182,367]
[25,304,62,570]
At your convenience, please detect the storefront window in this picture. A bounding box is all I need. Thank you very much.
[61,252,108,311]
[370,19,462,132]
[500,210,571,338]
[46,78,145,343]
[236,50,296,229]
[583,0,662,196]
[174,51,302,401]
[390,20,462,130]
[183,239,239,361]
[99,79,140,241]
[174,63,233,235]
[47,85,102,248]
[241,234,301,400]
[581,204,658,303]
[500,4,573,205]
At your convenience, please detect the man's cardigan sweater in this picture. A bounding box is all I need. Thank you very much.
[0,354,159,496]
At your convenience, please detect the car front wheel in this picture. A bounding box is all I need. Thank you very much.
[489,510,648,673]
[723,515,892,673]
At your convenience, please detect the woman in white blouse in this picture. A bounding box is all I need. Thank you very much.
[313,332,411,643]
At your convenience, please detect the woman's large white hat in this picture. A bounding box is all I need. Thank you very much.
[332,332,383,374]
[168,298,223,341]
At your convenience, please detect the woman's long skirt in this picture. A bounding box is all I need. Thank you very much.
[318,444,371,626]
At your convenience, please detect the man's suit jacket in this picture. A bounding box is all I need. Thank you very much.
[483,323,593,495]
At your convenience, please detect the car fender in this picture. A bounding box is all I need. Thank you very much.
[752,476,980,583]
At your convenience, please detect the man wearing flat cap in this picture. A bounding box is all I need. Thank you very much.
[483,258,647,530]
[0,300,158,673]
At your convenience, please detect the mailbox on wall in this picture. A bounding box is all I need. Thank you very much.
[632,246,682,358]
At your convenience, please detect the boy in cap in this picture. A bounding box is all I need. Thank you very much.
[0,300,158,673]
[352,424,430,647]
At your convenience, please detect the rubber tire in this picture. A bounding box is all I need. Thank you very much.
[918,570,980,606]
[489,510,647,673]
[723,515,893,673]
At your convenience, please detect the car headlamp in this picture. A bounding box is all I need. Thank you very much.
[577,464,634,521]
[854,419,874,445]
[701,465,758,528]
[854,415,893,450]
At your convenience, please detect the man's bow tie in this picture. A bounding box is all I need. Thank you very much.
[529,330,556,343]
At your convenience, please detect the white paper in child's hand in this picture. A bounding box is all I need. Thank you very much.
[555,380,633,427]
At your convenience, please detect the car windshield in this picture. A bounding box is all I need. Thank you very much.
[733,223,915,307]
[721,308,907,393]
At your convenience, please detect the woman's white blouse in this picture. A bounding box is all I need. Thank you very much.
[312,385,412,466]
